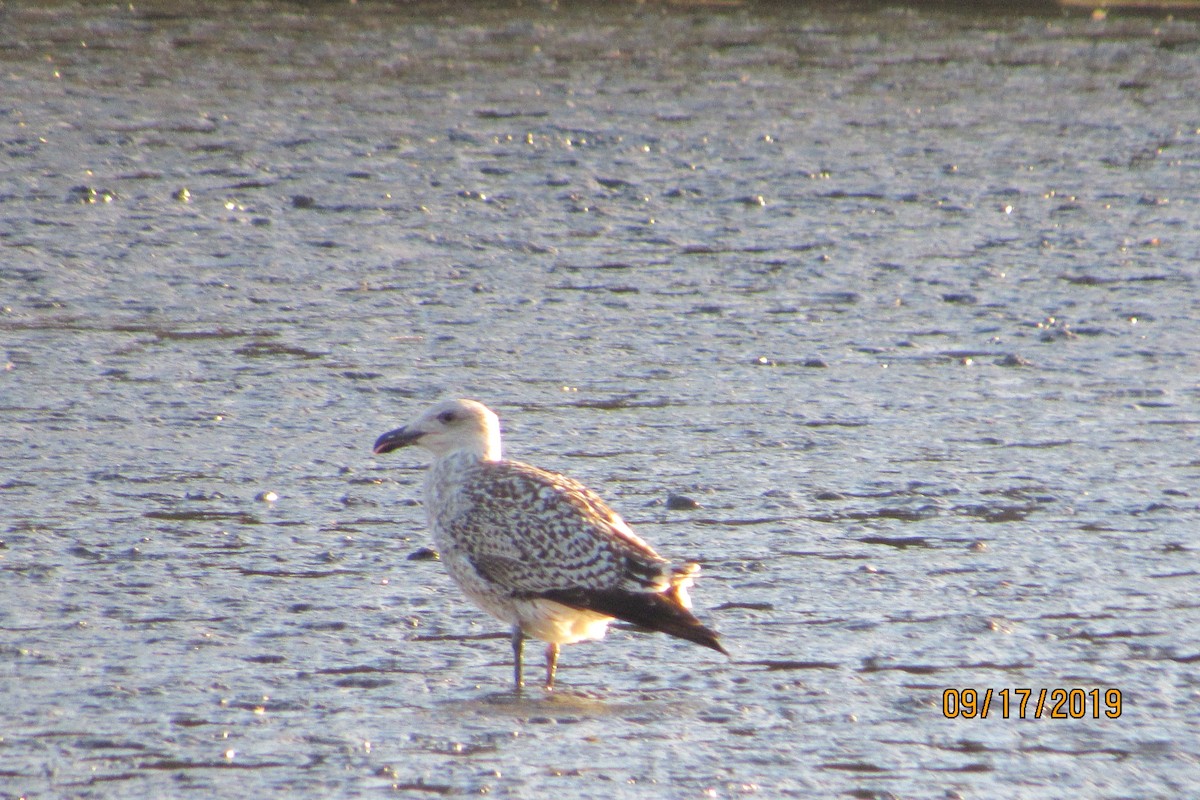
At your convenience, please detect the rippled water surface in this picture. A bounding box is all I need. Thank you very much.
[3,1,1200,797]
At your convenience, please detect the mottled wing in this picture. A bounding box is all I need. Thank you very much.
[444,459,670,595]
[446,460,727,655]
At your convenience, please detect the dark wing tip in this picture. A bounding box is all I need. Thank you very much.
[704,634,731,657]
[677,620,729,656]
[540,588,727,655]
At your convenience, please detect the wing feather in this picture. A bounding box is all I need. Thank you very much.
[439,459,673,594]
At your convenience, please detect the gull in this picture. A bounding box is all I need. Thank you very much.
[373,398,727,691]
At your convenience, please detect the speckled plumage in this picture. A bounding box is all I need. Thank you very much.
[373,399,726,691]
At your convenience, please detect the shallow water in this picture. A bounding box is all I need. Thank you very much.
[3,0,1200,797]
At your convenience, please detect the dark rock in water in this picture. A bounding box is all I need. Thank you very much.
[185,491,225,501]
[408,547,440,561]
[68,185,117,204]
[666,493,701,510]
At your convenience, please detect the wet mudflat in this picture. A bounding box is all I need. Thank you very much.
[3,0,1200,797]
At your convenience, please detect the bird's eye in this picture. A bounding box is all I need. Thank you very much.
[437,410,456,424]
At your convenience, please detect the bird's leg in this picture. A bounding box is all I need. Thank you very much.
[544,642,559,690]
[511,626,525,694]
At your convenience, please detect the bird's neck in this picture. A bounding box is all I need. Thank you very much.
[442,445,498,466]
[429,447,499,492]
[425,448,498,528]
[480,430,502,462]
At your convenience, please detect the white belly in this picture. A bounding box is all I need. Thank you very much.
[462,584,612,644]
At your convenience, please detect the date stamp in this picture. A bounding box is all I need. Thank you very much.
[942,688,1122,719]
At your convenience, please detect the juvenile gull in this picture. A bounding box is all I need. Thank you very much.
[373,398,727,691]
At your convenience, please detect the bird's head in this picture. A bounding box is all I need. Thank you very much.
[373,398,502,461]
